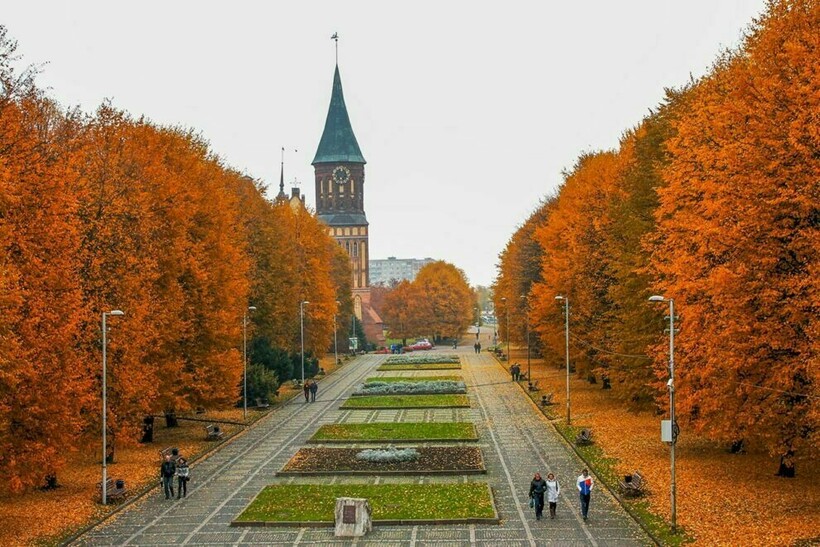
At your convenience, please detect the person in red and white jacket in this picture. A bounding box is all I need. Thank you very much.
[577,468,594,521]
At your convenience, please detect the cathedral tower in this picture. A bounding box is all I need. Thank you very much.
[313,65,370,295]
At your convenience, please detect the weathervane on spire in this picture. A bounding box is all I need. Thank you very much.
[331,32,339,64]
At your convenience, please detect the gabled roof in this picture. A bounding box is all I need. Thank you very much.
[312,65,366,165]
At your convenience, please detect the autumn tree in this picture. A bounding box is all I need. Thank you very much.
[413,261,474,341]
[649,0,819,469]
[381,279,419,345]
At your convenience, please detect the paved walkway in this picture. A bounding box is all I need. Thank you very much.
[73,348,650,546]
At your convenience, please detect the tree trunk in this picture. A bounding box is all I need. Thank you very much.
[42,474,59,490]
[164,410,178,428]
[587,374,597,384]
[729,439,744,454]
[140,416,155,443]
[776,451,796,478]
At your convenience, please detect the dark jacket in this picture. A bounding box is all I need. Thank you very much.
[530,478,547,496]
[161,460,176,478]
[309,382,318,393]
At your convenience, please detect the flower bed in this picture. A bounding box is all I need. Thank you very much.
[308,422,478,443]
[233,483,498,524]
[278,446,485,475]
[354,380,467,396]
[341,394,469,409]
[377,363,461,371]
[365,375,462,383]
[384,354,460,365]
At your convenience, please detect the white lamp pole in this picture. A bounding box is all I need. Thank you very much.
[334,300,340,366]
[650,294,677,533]
[521,295,530,381]
[555,295,570,424]
[242,306,256,421]
[101,309,124,505]
[300,301,309,384]
[501,297,509,360]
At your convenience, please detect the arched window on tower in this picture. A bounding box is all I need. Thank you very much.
[352,241,358,257]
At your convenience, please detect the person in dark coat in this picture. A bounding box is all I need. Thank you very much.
[309,379,318,402]
[303,380,310,402]
[160,454,176,500]
[529,472,547,520]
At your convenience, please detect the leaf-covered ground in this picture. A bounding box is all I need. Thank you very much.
[507,347,820,546]
[341,394,470,409]
[365,375,462,383]
[376,363,462,371]
[310,422,478,442]
[236,483,496,522]
[280,446,484,473]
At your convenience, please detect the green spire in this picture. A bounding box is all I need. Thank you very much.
[312,65,366,165]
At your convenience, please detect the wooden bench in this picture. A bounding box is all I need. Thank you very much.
[540,393,555,406]
[204,424,224,441]
[96,478,128,502]
[528,380,540,392]
[576,428,593,446]
[618,471,646,497]
[159,447,179,462]
[255,397,270,409]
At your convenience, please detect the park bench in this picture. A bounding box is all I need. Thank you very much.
[96,477,128,502]
[255,397,270,409]
[204,424,224,441]
[518,372,528,382]
[541,393,555,407]
[576,428,594,446]
[528,380,540,392]
[159,447,180,462]
[618,471,646,497]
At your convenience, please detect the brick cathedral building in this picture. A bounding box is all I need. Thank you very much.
[313,63,384,346]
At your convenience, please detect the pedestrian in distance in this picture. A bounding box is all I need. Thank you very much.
[160,454,176,500]
[309,379,318,402]
[477,341,482,353]
[577,468,594,521]
[473,342,479,354]
[303,380,310,402]
[176,457,190,499]
[529,472,547,520]
[546,472,560,519]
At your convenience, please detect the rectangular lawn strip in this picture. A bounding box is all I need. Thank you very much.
[377,363,461,371]
[341,394,469,409]
[308,422,478,443]
[365,375,462,383]
[278,446,485,475]
[234,483,497,524]
[384,354,460,365]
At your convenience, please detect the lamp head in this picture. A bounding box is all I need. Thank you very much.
[501,297,507,302]
[648,295,666,303]
[554,295,563,301]
[248,306,257,311]
[109,310,125,316]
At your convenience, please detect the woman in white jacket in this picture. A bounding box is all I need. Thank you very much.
[546,472,560,519]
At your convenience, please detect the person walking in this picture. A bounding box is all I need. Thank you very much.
[160,454,176,500]
[477,341,481,354]
[546,472,560,519]
[529,472,547,520]
[577,468,594,521]
[303,380,310,402]
[176,457,190,499]
[309,379,318,402]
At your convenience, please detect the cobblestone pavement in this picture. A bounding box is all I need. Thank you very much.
[73,348,651,546]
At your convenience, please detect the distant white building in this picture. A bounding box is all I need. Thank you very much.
[369,257,436,286]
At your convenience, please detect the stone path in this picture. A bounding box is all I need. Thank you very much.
[73,348,651,546]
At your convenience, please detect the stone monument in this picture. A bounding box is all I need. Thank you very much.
[334,497,372,537]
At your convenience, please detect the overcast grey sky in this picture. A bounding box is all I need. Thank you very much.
[4,1,766,286]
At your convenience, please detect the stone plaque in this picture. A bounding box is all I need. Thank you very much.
[343,505,356,524]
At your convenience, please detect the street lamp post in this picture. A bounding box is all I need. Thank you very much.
[501,297,509,361]
[334,300,340,366]
[300,301,309,385]
[520,295,531,381]
[101,309,125,505]
[242,306,257,421]
[650,294,677,533]
[555,295,570,424]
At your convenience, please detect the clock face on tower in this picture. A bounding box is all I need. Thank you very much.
[332,165,351,185]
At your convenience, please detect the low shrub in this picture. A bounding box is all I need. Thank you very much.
[354,380,467,396]
[355,446,420,463]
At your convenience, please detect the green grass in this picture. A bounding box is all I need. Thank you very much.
[366,375,462,383]
[341,394,470,409]
[235,483,496,522]
[309,422,478,442]
[377,363,462,371]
